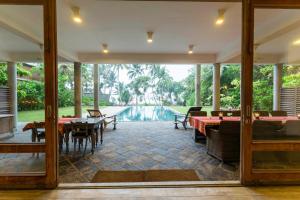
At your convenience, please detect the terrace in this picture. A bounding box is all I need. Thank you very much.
[0,1,300,185]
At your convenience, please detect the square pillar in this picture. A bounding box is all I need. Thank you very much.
[213,63,221,111]
[195,64,201,106]
[7,62,17,131]
[93,64,99,110]
[74,62,82,117]
[273,63,283,111]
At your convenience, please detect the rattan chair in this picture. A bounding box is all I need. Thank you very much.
[253,111,269,117]
[252,120,284,140]
[206,121,241,162]
[190,111,207,117]
[270,111,287,117]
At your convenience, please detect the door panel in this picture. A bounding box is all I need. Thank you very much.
[241,0,300,184]
[0,0,57,188]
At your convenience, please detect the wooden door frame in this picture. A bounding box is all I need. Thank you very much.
[0,0,58,189]
[241,0,300,185]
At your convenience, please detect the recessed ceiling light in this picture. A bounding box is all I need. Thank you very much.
[147,31,153,43]
[293,39,300,45]
[102,44,109,54]
[216,9,225,25]
[188,45,194,54]
[72,6,82,24]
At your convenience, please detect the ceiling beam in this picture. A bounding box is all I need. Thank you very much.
[218,18,300,64]
[78,53,217,64]
[255,19,300,46]
[0,17,78,62]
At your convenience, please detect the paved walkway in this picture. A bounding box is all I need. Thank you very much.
[0,120,239,182]
[59,122,239,183]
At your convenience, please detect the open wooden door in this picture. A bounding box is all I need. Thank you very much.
[241,0,300,185]
[0,0,57,188]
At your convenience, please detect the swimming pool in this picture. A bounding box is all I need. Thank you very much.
[117,106,177,121]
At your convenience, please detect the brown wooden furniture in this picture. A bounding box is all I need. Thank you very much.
[64,117,105,154]
[87,109,117,130]
[70,121,92,156]
[33,122,46,142]
[174,106,202,130]
[206,121,241,162]
[270,111,287,117]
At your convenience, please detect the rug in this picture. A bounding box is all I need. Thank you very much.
[91,169,200,183]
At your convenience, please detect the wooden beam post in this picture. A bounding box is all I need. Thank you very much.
[7,62,17,131]
[74,62,82,117]
[93,64,99,110]
[273,63,283,111]
[195,64,201,106]
[213,63,221,111]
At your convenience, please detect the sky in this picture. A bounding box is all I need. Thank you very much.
[119,64,194,83]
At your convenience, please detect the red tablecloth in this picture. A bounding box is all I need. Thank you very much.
[189,116,298,136]
[23,118,77,135]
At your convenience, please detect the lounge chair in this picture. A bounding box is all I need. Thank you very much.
[87,109,117,130]
[174,106,202,130]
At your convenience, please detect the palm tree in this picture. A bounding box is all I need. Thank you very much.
[127,64,144,79]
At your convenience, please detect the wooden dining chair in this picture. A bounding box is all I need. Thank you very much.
[33,121,46,142]
[70,121,93,156]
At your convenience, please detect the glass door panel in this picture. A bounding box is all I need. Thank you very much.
[241,0,300,184]
[0,0,57,188]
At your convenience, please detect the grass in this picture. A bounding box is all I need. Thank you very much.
[18,106,104,122]
[169,106,213,115]
[18,105,213,122]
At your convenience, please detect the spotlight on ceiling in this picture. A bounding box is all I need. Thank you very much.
[293,39,300,46]
[147,31,153,43]
[72,6,82,23]
[102,44,109,54]
[188,45,194,54]
[216,9,225,25]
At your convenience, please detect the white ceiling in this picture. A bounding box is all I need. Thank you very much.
[0,1,300,64]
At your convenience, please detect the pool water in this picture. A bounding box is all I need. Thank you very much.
[117,106,177,121]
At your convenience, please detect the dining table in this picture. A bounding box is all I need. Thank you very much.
[23,117,106,153]
[189,116,299,141]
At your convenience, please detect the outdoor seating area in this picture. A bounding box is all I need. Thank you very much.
[1,0,300,189]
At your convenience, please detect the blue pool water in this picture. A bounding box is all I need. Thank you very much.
[117,106,177,121]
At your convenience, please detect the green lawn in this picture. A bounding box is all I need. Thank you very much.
[169,106,213,115]
[18,106,103,122]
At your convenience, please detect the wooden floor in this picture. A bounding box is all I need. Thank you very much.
[0,186,300,199]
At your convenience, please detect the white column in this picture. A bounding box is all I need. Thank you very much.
[74,62,82,117]
[195,64,201,106]
[7,62,17,131]
[93,64,99,110]
[273,63,283,111]
[213,63,221,111]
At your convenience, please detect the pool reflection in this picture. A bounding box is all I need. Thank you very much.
[117,106,176,121]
